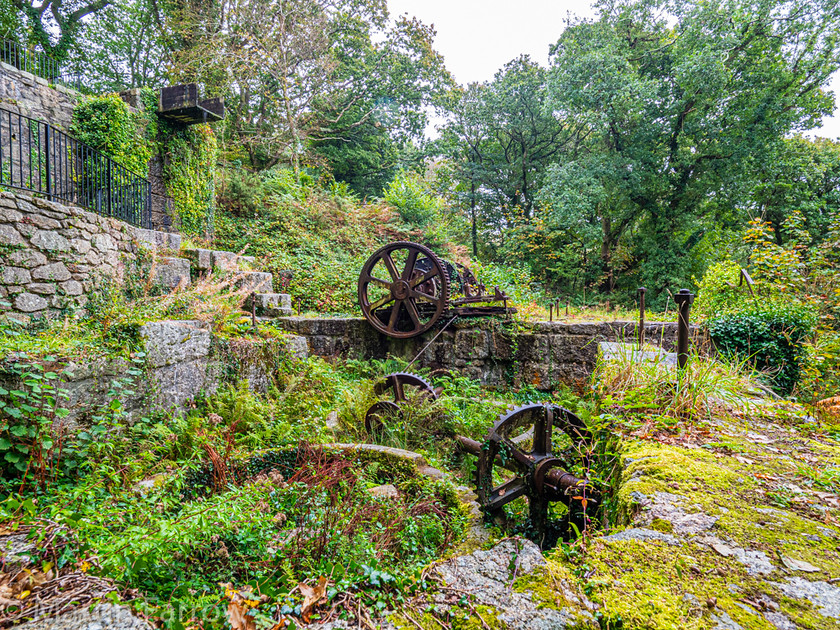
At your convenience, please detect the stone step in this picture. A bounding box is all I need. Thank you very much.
[253,292,292,317]
[153,257,191,289]
[235,271,273,293]
[182,248,256,273]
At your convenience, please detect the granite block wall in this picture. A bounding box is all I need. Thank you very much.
[0,191,181,321]
[276,317,705,389]
[0,61,78,131]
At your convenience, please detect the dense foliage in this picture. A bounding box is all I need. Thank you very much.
[709,302,818,395]
[161,122,219,236]
[4,0,840,626]
[71,93,154,176]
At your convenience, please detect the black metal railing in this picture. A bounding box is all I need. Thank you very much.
[0,39,84,90]
[0,107,153,228]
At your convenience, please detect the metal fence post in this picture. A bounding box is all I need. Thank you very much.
[637,287,646,349]
[43,123,52,201]
[145,182,152,229]
[674,289,695,370]
[106,159,112,217]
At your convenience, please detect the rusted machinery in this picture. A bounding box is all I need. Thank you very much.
[358,241,516,338]
[364,373,599,539]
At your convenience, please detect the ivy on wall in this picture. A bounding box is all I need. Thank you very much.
[70,88,218,237]
[70,92,154,177]
[160,122,218,237]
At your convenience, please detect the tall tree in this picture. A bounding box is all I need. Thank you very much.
[438,83,493,257]
[438,57,585,257]
[11,0,113,60]
[749,136,840,246]
[311,15,453,196]
[483,56,579,220]
[65,0,168,91]
[546,0,840,298]
[169,0,450,180]
[0,0,24,39]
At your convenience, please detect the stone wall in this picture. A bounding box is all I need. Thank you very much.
[2,320,308,422]
[0,191,181,321]
[277,317,704,389]
[26,310,298,425]
[0,64,178,233]
[0,62,78,131]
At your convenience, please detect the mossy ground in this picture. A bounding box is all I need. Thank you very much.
[537,403,840,630]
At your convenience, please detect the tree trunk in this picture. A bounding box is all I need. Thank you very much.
[600,215,614,293]
[470,178,478,257]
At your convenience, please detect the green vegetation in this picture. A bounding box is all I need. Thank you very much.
[5,0,840,627]
[71,93,154,176]
[161,122,219,236]
[709,302,817,395]
[70,88,217,235]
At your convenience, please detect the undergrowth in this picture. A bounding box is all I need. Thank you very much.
[595,346,761,429]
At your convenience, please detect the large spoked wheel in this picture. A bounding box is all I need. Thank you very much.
[475,404,593,534]
[365,372,438,434]
[358,242,450,339]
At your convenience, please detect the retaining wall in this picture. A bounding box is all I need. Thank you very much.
[0,190,181,321]
[0,61,78,131]
[0,320,309,422]
[276,317,703,389]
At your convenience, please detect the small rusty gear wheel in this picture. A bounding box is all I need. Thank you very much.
[358,241,450,338]
[364,372,438,434]
[475,403,594,537]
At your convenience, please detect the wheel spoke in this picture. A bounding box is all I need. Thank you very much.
[484,477,528,512]
[369,294,396,311]
[533,406,551,455]
[365,275,391,289]
[405,299,422,328]
[393,378,405,402]
[409,268,439,288]
[410,289,439,303]
[402,249,419,281]
[382,254,400,281]
[501,441,534,475]
[387,301,402,331]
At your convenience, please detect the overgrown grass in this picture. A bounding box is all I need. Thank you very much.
[0,351,472,629]
[595,346,761,427]
[0,264,268,362]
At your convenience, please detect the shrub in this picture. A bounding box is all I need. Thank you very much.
[262,167,315,202]
[468,259,545,306]
[383,170,440,227]
[71,93,153,176]
[708,300,818,395]
[217,168,266,216]
[797,331,840,403]
[693,260,745,319]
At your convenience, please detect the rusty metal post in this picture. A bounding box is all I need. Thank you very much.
[674,289,695,370]
[637,287,646,349]
[250,292,257,328]
[549,302,553,322]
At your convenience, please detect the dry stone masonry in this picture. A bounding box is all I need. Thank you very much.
[276,317,698,388]
[0,191,181,321]
[0,61,78,131]
[0,190,294,322]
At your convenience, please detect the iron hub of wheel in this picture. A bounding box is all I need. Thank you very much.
[392,279,410,300]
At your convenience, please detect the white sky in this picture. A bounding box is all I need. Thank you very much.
[389,0,840,140]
